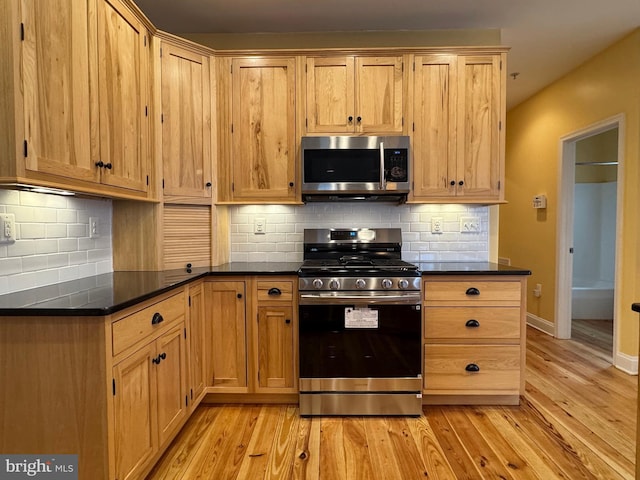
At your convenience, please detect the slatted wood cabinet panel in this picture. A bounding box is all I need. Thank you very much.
[162,204,212,270]
[305,55,405,134]
[411,53,505,203]
[422,275,527,404]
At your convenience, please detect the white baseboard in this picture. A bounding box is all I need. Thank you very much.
[526,312,638,375]
[526,313,555,336]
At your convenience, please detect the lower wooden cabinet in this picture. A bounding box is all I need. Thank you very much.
[188,280,207,405]
[422,276,527,404]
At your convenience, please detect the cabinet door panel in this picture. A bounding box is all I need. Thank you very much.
[456,55,501,199]
[97,0,148,192]
[156,325,188,446]
[21,0,98,182]
[113,343,157,480]
[231,58,296,201]
[355,56,404,133]
[188,282,207,402]
[412,55,457,198]
[306,56,354,133]
[205,281,247,389]
[257,306,294,390]
[161,44,211,198]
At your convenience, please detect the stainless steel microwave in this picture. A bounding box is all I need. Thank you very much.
[301,136,410,201]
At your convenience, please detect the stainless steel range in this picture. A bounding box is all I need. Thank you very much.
[298,228,422,416]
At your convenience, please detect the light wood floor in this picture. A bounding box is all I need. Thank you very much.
[572,318,614,361]
[147,327,637,479]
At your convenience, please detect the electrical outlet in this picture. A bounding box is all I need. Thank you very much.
[0,213,16,244]
[89,217,99,239]
[254,217,266,234]
[431,217,443,234]
[459,217,481,233]
[533,283,542,298]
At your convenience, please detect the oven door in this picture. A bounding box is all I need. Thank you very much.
[298,292,422,415]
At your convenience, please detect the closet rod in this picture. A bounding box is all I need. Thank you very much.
[575,161,618,166]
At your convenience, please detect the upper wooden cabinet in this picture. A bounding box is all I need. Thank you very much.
[305,55,405,134]
[411,53,505,203]
[0,0,151,199]
[216,56,298,203]
[160,39,212,201]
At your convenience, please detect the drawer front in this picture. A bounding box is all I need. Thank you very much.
[424,281,521,305]
[112,291,186,356]
[257,280,294,302]
[424,307,521,340]
[424,345,520,392]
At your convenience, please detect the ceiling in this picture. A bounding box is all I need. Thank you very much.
[134,0,640,109]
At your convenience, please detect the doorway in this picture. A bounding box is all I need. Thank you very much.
[556,115,624,365]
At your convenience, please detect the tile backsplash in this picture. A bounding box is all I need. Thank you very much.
[0,190,113,295]
[229,203,489,263]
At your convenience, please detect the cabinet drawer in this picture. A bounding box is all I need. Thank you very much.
[256,280,294,302]
[424,307,521,340]
[424,345,520,392]
[112,291,186,356]
[424,281,521,306]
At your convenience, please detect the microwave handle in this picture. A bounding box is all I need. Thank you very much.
[379,142,386,190]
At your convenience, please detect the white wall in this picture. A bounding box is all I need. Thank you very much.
[0,190,113,295]
[229,203,490,263]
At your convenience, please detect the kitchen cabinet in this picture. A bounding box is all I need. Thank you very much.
[0,0,152,199]
[160,36,213,202]
[253,279,297,393]
[422,276,526,404]
[411,53,505,203]
[305,55,405,134]
[112,289,188,480]
[216,56,298,203]
[187,280,207,405]
[204,279,248,391]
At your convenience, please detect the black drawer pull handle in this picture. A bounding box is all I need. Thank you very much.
[465,319,480,328]
[465,287,480,296]
[151,312,164,325]
[465,363,480,373]
[285,319,291,324]
[268,287,282,296]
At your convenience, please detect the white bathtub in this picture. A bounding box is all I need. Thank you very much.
[571,280,614,320]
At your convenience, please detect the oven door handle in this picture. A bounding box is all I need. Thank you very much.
[299,293,421,305]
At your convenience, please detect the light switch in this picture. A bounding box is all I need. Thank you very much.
[0,213,16,244]
[459,217,481,233]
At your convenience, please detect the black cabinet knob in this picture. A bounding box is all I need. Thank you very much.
[268,287,282,296]
[95,161,104,168]
[206,182,212,187]
[159,352,166,360]
[458,180,464,186]
[104,163,112,170]
[237,293,243,299]
[465,319,480,328]
[450,180,456,186]
[348,116,353,122]
[356,116,362,123]
[465,363,480,372]
[465,287,480,296]
[289,182,294,187]
[152,356,160,365]
[151,312,164,325]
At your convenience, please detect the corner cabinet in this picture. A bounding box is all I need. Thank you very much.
[159,36,213,202]
[304,55,406,134]
[0,0,151,199]
[410,53,506,203]
[216,56,298,204]
[422,276,526,405]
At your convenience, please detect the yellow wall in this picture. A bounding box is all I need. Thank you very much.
[500,29,640,357]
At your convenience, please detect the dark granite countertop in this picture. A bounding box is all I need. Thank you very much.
[0,261,530,316]
[633,303,640,313]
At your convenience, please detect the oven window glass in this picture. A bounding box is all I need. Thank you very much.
[299,304,421,378]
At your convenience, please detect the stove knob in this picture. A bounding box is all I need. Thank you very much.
[312,279,324,289]
[355,278,366,289]
[328,279,340,290]
[398,279,410,289]
[381,278,393,289]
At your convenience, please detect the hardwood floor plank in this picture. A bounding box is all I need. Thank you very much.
[363,418,403,480]
[292,416,320,480]
[319,417,375,480]
[406,413,458,478]
[384,417,430,478]
[264,405,301,480]
[235,405,286,479]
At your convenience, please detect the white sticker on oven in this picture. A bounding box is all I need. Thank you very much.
[345,307,379,328]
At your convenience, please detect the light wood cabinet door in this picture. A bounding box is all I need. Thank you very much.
[161,42,212,199]
[230,57,297,202]
[20,0,98,183]
[96,0,149,193]
[256,305,295,391]
[113,342,157,480]
[155,324,188,446]
[205,280,248,391]
[305,55,404,134]
[411,54,504,202]
[188,281,207,403]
